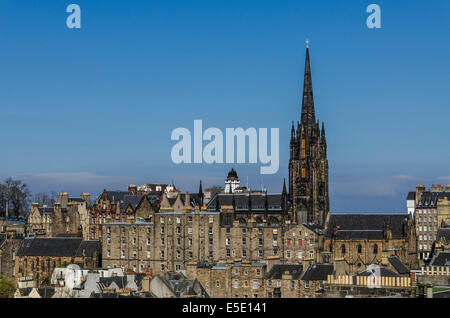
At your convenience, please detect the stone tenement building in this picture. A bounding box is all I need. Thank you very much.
[28,192,91,239]
[100,177,297,275]
[407,184,450,260]
[14,237,101,286]
[283,223,323,268]
[187,259,333,298]
[324,214,418,275]
[88,184,169,240]
[289,47,329,226]
[186,259,267,298]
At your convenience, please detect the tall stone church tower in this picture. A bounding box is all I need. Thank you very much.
[289,47,329,226]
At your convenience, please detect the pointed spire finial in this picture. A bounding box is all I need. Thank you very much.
[306,39,310,48]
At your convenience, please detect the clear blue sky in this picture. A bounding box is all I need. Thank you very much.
[0,1,449,212]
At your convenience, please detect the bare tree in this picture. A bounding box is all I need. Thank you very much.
[33,191,57,206]
[0,178,31,217]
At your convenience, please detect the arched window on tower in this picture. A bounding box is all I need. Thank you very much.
[373,244,378,255]
[341,244,346,255]
[357,244,362,254]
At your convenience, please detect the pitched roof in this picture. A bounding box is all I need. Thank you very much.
[120,195,144,212]
[417,191,450,207]
[17,237,82,257]
[325,214,410,240]
[75,240,100,257]
[388,256,410,275]
[302,222,324,235]
[407,192,416,201]
[300,264,333,281]
[264,264,303,280]
[437,228,450,243]
[98,276,128,290]
[37,287,55,298]
[431,252,450,266]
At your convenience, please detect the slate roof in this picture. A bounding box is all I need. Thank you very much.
[37,287,55,298]
[19,288,33,297]
[325,214,410,240]
[267,194,282,208]
[120,195,144,212]
[158,273,208,297]
[207,193,285,212]
[430,252,450,266]
[303,222,324,235]
[417,191,450,208]
[388,256,410,275]
[437,228,450,242]
[300,264,333,281]
[75,240,100,257]
[38,207,56,214]
[264,264,303,280]
[98,276,128,290]
[17,237,82,257]
[105,191,134,203]
[179,193,201,207]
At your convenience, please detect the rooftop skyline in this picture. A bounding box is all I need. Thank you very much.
[1,1,449,213]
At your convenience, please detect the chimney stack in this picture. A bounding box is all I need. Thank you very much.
[80,192,91,206]
[57,192,69,208]
[431,184,443,192]
[416,184,426,205]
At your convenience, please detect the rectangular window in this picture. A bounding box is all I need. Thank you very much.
[253,280,258,290]
[147,251,151,259]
